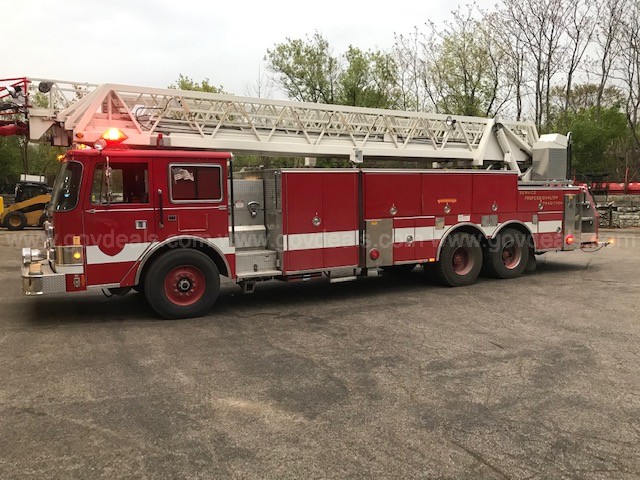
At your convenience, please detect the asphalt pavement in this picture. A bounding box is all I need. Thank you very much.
[0,229,639,479]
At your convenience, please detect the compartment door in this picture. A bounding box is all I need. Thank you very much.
[283,173,323,272]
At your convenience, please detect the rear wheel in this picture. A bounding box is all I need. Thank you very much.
[484,228,530,279]
[436,232,482,287]
[4,211,27,231]
[145,249,220,319]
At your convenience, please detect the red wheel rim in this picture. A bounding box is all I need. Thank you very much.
[502,242,522,269]
[164,266,205,306]
[452,247,473,275]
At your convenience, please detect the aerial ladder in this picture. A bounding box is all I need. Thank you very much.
[0,77,553,179]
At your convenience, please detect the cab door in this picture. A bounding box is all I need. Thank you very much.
[151,158,229,244]
[83,157,156,286]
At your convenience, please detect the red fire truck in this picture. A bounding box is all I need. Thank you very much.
[1,78,600,318]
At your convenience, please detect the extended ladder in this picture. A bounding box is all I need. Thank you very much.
[6,77,539,168]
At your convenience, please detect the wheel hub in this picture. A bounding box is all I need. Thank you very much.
[502,241,522,269]
[452,247,473,275]
[164,266,205,306]
[177,277,193,292]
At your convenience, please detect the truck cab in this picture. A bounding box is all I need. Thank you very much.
[23,147,234,318]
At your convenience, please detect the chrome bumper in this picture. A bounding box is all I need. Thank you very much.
[22,261,66,296]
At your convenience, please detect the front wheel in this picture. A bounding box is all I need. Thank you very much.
[4,211,27,231]
[145,249,220,319]
[436,232,482,287]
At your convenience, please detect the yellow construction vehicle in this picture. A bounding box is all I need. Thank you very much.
[0,175,51,230]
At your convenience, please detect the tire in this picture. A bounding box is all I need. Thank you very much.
[144,249,220,319]
[38,213,47,228]
[483,228,531,279]
[436,232,482,287]
[4,211,27,231]
[525,249,537,273]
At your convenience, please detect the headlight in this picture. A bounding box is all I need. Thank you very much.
[22,248,47,265]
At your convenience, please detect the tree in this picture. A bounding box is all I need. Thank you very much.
[393,28,428,111]
[618,0,640,180]
[561,106,629,177]
[499,0,568,131]
[559,0,596,128]
[169,74,224,93]
[266,32,339,103]
[337,46,400,108]
[243,66,275,98]
[592,0,628,115]
[266,33,400,109]
[422,6,509,116]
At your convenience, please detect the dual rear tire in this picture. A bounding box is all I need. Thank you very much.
[483,228,530,279]
[435,229,531,287]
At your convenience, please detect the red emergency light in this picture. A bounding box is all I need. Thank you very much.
[94,128,129,150]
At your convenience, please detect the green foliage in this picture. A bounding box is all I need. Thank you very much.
[266,32,339,103]
[0,137,62,191]
[559,107,628,176]
[0,137,23,190]
[337,47,400,108]
[547,83,625,129]
[266,33,400,108]
[169,74,224,93]
[426,14,501,117]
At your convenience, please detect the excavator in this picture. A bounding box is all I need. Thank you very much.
[0,174,50,230]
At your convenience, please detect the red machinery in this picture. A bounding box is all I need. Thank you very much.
[4,78,600,318]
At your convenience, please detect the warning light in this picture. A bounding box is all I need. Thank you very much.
[565,234,575,245]
[56,154,65,161]
[369,248,380,260]
[101,128,128,143]
[73,251,82,260]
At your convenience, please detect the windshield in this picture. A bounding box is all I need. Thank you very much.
[50,161,83,212]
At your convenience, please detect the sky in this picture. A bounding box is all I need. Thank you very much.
[10,0,494,97]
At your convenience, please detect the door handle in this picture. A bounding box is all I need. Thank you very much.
[158,189,164,228]
[135,220,147,230]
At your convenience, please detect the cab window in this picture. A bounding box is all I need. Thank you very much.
[51,161,82,212]
[170,164,222,202]
[91,162,149,205]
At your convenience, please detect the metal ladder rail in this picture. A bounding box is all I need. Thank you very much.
[20,80,538,166]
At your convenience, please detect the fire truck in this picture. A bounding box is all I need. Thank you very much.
[1,77,600,318]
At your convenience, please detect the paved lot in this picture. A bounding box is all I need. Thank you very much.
[0,229,639,478]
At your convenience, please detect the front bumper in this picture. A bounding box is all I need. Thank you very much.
[22,261,66,295]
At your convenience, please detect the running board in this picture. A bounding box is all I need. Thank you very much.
[329,275,357,283]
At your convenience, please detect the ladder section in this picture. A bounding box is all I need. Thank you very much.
[22,81,538,166]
